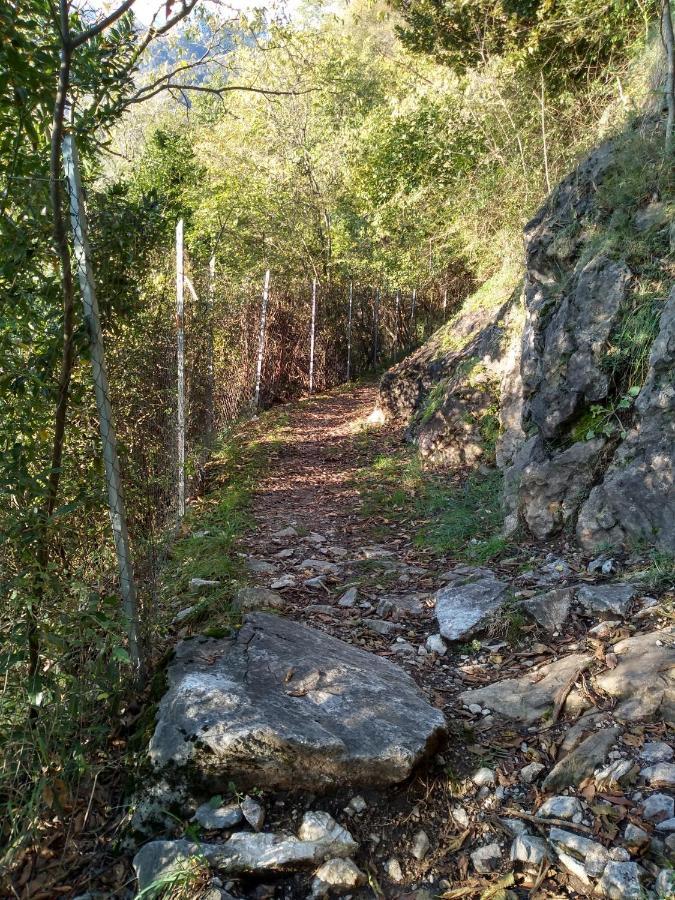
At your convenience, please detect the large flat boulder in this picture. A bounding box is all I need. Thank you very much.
[149,613,445,790]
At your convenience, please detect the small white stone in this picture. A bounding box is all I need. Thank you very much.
[473,767,496,787]
[344,795,367,815]
[641,763,675,788]
[311,858,366,898]
[411,830,431,861]
[623,823,649,848]
[655,817,675,832]
[468,703,483,715]
[596,861,642,899]
[536,795,585,821]
[240,796,265,832]
[470,842,502,874]
[655,868,675,898]
[584,843,610,878]
[520,762,545,784]
[510,834,547,866]
[452,806,470,828]
[385,858,403,882]
[426,634,447,655]
[609,847,630,862]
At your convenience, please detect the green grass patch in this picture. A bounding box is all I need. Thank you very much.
[355,442,508,563]
[161,410,289,635]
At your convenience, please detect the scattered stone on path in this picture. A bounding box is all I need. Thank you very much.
[270,574,296,590]
[298,559,340,576]
[596,861,642,899]
[192,801,243,831]
[542,726,620,791]
[343,795,367,816]
[594,627,675,722]
[272,526,298,542]
[519,762,545,784]
[640,742,674,763]
[172,605,195,624]
[236,587,285,611]
[472,767,496,787]
[425,633,447,655]
[385,858,404,882]
[377,595,424,618]
[641,762,675,789]
[275,548,295,559]
[577,583,637,618]
[411,830,431,860]
[641,793,674,821]
[435,570,509,641]
[459,651,591,725]
[364,618,399,636]
[337,587,358,608]
[520,586,574,631]
[536,796,585,822]
[297,812,358,856]
[246,558,277,575]
[133,819,359,894]
[241,796,265,832]
[510,834,547,866]
[310,858,366,898]
[470,843,502,874]
[149,613,445,790]
[304,576,328,589]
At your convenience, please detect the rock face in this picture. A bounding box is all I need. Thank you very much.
[576,286,675,551]
[376,131,673,552]
[149,612,445,790]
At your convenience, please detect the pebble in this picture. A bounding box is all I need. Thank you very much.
[470,842,502,874]
[385,858,403,882]
[472,767,496,787]
[656,869,675,898]
[241,796,265,832]
[520,762,545,783]
[642,793,675,821]
[510,834,547,866]
[411,830,431,861]
[189,578,221,591]
[311,858,366,897]
[344,795,367,816]
[623,823,649,850]
[468,703,482,715]
[609,847,630,862]
[451,806,470,828]
[270,574,296,589]
[426,634,447,655]
[536,795,585,822]
[557,850,591,885]
[596,861,642,899]
[640,742,674,764]
[585,843,610,878]
[655,817,675,832]
[338,587,358,608]
[641,762,675,788]
[192,801,243,830]
[172,606,195,624]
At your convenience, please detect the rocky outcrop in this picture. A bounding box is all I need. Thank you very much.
[376,272,523,466]
[149,612,445,791]
[377,126,674,552]
[576,286,675,550]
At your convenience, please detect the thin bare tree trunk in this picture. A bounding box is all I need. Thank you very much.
[663,0,675,152]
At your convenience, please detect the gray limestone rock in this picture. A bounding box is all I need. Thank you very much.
[240,796,265,832]
[518,438,606,540]
[310,858,366,898]
[536,796,585,821]
[641,763,675,789]
[577,583,637,618]
[471,842,502,874]
[459,651,592,725]
[542,727,620,792]
[596,861,642,899]
[435,570,509,641]
[577,286,675,553]
[641,742,674,764]
[510,834,548,866]
[235,587,286,611]
[149,613,445,791]
[521,586,574,631]
[594,627,675,724]
[192,801,244,830]
[642,793,674,822]
[246,559,277,575]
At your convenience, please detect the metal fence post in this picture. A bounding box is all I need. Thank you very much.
[346,280,353,381]
[254,269,270,409]
[62,121,143,677]
[309,278,317,394]
[176,219,185,519]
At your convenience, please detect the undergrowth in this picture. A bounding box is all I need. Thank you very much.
[355,443,508,563]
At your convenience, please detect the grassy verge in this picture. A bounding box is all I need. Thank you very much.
[354,435,509,564]
[155,409,289,639]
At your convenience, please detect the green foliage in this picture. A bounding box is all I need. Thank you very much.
[389,0,656,82]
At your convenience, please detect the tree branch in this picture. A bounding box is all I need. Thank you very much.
[125,81,317,105]
[69,0,137,50]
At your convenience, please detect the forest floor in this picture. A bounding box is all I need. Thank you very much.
[12,382,672,899]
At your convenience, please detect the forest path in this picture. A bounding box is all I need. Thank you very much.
[242,381,451,674]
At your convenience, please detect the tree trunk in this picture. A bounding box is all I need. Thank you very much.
[663,0,675,152]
